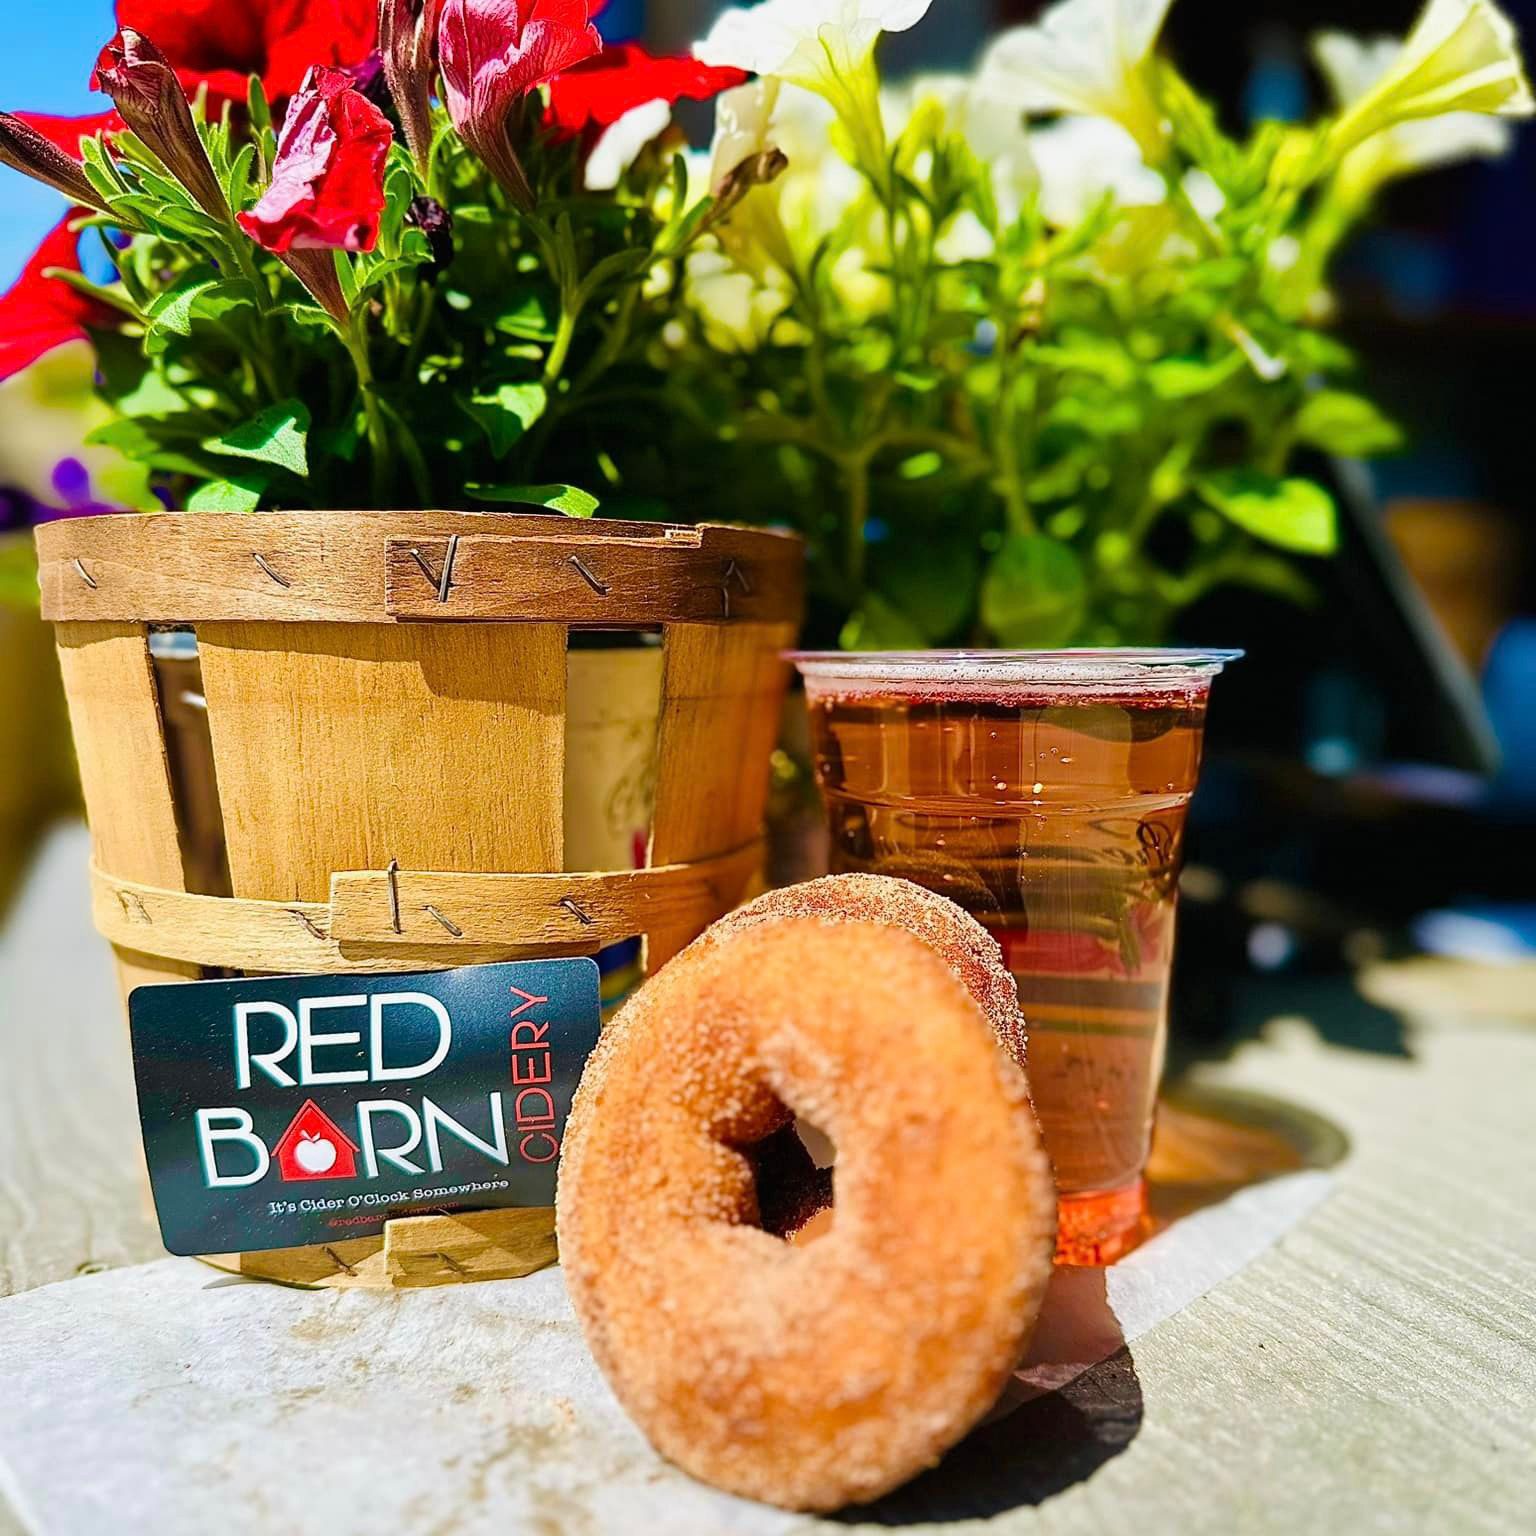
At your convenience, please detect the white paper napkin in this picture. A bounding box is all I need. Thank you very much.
[0,1168,1331,1535]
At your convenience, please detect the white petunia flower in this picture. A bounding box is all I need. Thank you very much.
[583,98,673,191]
[697,0,935,181]
[888,73,1040,225]
[1182,168,1224,219]
[978,0,1174,157]
[696,0,933,87]
[1029,115,1164,227]
[1315,26,1517,200]
[1325,0,1533,160]
[704,79,861,275]
[684,248,791,351]
[709,77,783,191]
[934,208,995,261]
[707,78,849,219]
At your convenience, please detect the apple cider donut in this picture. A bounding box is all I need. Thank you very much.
[707,872,1029,1072]
[557,915,1056,1512]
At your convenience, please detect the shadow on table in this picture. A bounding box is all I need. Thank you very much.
[1173,969,1412,1068]
[841,1076,1350,1526]
[841,1268,1141,1525]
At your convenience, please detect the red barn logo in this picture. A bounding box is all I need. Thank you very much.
[274,1100,359,1182]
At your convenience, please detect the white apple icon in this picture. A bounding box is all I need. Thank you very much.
[294,1131,337,1175]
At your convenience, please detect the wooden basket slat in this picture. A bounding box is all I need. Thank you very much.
[52,621,201,1001]
[88,840,763,972]
[645,621,796,967]
[218,1207,558,1289]
[195,620,568,903]
[384,532,801,624]
[37,512,803,625]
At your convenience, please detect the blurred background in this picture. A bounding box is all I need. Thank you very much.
[3,0,1534,1033]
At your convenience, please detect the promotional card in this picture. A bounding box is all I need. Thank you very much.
[128,959,601,1255]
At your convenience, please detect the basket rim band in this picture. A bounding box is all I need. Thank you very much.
[91,839,763,974]
[37,512,804,626]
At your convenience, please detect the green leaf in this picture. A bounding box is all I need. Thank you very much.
[225,142,257,212]
[1195,470,1337,554]
[80,142,130,209]
[572,248,650,309]
[107,193,164,227]
[1032,333,1135,388]
[378,157,416,256]
[312,423,361,463]
[111,369,196,420]
[467,483,599,517]
[1157,60,1243,184]
[80,134,128,197]
[204,400,311,479]
[1026,452,1089,502]
[980,535,1087,646]
[839,593,928,651]
[186,476,268,513]
[458,382,547,458]
[1146,352,1243,400]
[87,418,222,479]
[1289,331,1355,373]
[1294,391,1403,457]
[148,203,225,242]
[494,293,556,340]
[193,281,260,327]
[870,540,977,641]
[1220,552,1319,606]
[333,250,360,309]
[355,245,433,299]
[46,267,140,319]
[144,276,221,355]
[246,73,272,138]
[127,161,198,211]
[276,302,338,330]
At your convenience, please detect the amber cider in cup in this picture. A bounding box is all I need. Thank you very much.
[792,650,1240,1265]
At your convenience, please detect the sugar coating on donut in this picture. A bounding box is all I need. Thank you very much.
[708,873,1028,1074]
[557,918,1056,1513]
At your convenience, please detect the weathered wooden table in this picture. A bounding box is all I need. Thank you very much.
[3,823,1533,1534]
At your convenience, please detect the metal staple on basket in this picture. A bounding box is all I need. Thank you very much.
[252,553,291,588]
[569,553,609,595]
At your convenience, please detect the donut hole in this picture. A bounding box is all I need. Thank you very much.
[741,1116,836,1244]
[794,1117,837,1171]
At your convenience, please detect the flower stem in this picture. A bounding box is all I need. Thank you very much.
[543,302,579,390]
[346,324,394,506]
[841,449,871,597]
[993,345,1036,537]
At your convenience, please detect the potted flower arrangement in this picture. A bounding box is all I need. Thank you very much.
[0,0,806,1285]
[663,0,1532,647]
[0,2,784,513]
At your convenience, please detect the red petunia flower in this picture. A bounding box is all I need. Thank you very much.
[0,217,113,383]
[380,0,446,171]
[1,112,109,207]
[545,43,747,134]
[238,66,393,254]
[439,0,602,204]
[114,0,378,108]
[9,111,123,156]
[94,28,230,219]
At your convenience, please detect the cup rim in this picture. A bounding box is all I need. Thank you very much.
[787,647,1243,689]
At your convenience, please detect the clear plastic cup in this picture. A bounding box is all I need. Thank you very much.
[791,649,1241,1264]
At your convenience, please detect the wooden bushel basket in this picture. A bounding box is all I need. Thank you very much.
[36,511,803,1288]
